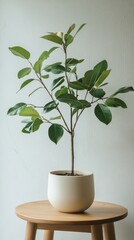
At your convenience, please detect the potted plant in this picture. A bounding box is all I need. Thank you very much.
[8,24,133,212]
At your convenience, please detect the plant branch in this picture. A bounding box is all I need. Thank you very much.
[28,60,70,133]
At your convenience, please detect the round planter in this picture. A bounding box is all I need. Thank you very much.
[47,170,94,213]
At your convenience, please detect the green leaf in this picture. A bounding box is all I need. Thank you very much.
[41,34,63,45]
[41,74,49,79]
[33,59,42,73]
[22,121,33,133]
[50,116,61,120]
[94,104,112,125]
[90,88,105,98]
[66,58,84,66]
[57,93,77,104]
[70,99,91,109]
[48,124,64,144]
[69,80,87,90]
[94,60,108,73]
[7,102,27,115]
[29,87,42,97]
[19,106,40,119]
[48,47,58,54]
[64,34,74,46]
[91,60,108,85]
[74,23,86,37]
[19,79,35,90]
[51,76,64,90]
[22,118,43,133]
[72,108,79,116]
[44,62,66,74]
[105,98,127,108]
[83,61,108,88]
[100,82,108,87]
[82,70,94,87]
[18,67,31,79]
[112,86,134,96]
[9,46,30,59]
[66,24,76,35]
[71,66,77,74]
[32,118,43,132]
[34,48,59,74]
[44,101,57,113]
[55,86,68,98]
[70,100,83,109]
[39,48,58,62]
[95,69,111,87]
[78,100,91,108]
[39,51,49,61]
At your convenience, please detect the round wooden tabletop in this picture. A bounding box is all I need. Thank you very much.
[16,200,128,225]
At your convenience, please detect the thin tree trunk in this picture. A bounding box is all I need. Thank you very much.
[71,131,74,175]
[70,108,75,175]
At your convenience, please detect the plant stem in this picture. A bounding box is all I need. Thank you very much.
[70,108,74,175]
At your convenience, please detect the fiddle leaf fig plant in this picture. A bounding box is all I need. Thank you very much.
[8,24,134,175]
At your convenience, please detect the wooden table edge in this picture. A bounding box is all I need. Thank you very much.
[15,200,128,226]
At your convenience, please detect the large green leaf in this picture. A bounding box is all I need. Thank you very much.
[51,76,64,90]
[94,60,108,74]
[84,60,107,87]
[95,69,111,87]
[48,124,64,144]
[34,59,43,73]
[94,104,112,125]
[112,86,134,96]
[19,79,35,90]
[41,34,63,45]
[39,50,50,61]
[7,102,27,115]
[105,97,127,108]
[90,88,105,98]
[57,93,77,104]
[19,106,40,119]
[9,46,30,59]
[55,86,68,98]
[69,80,87,90]
[18,67,31,79]
[44,101,57,113]
[82,70,94,88]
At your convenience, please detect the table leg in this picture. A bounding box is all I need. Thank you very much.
[103,223,116,240]
[43,230,54,240]
[91,225,103,240]
[25,222,37,240]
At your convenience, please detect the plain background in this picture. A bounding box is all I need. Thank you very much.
[1,0,134,239]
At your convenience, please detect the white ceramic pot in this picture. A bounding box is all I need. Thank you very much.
[47,170,94,213]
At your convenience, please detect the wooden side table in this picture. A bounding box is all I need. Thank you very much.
[16,200,127,240]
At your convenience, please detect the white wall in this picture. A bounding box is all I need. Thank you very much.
[1,0,134,239]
